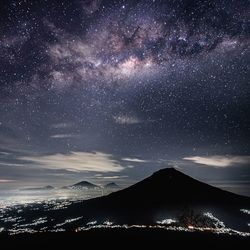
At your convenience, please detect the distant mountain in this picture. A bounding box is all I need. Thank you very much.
[104,182,119,189]
[21,185,54,191]
[70,181,100,189]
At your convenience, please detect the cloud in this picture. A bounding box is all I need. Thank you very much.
[51,122,75,129]
[113,115,142,125]
[0,151,11,155]
[122,157,148,163]
[0,163,25,167]
[50,134,79,139]
[95,175,128,179]
[183,155,250,168]
[0,179,15,183]
[18,151,124,173]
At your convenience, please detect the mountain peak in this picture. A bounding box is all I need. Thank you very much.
[150,167,188,182]
[152,167,180,176]
[72,181,99,189]
[104,182,119,188]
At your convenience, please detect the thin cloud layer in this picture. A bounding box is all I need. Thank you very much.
[19,151,124,173]
[50,134,79,139]
[122,157,148,163]
[183,155,250,168]
[51,122,75,129]
[113,115,142,125]
[95,175,128,179]
[0,179,15,183]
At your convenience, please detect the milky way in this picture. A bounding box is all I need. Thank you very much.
[0,0,250,193]
[1,0,249,92]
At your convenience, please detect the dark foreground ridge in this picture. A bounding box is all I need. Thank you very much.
[1,228,250,248]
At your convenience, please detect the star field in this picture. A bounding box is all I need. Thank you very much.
[0,0,250,192]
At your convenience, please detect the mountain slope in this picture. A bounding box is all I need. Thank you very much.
[103,168,249,206]
[49,168,250,230]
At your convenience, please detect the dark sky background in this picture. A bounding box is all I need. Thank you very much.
[0,0,250,195]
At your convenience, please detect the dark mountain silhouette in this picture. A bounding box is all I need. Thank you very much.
[9,168,249,233]
[71,181,100,189]
[104,168,249,205]
[88,168,250,208]
[104,182,119,189]
[46,168,250,231]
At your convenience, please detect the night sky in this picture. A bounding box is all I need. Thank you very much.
[0,0,250,194]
